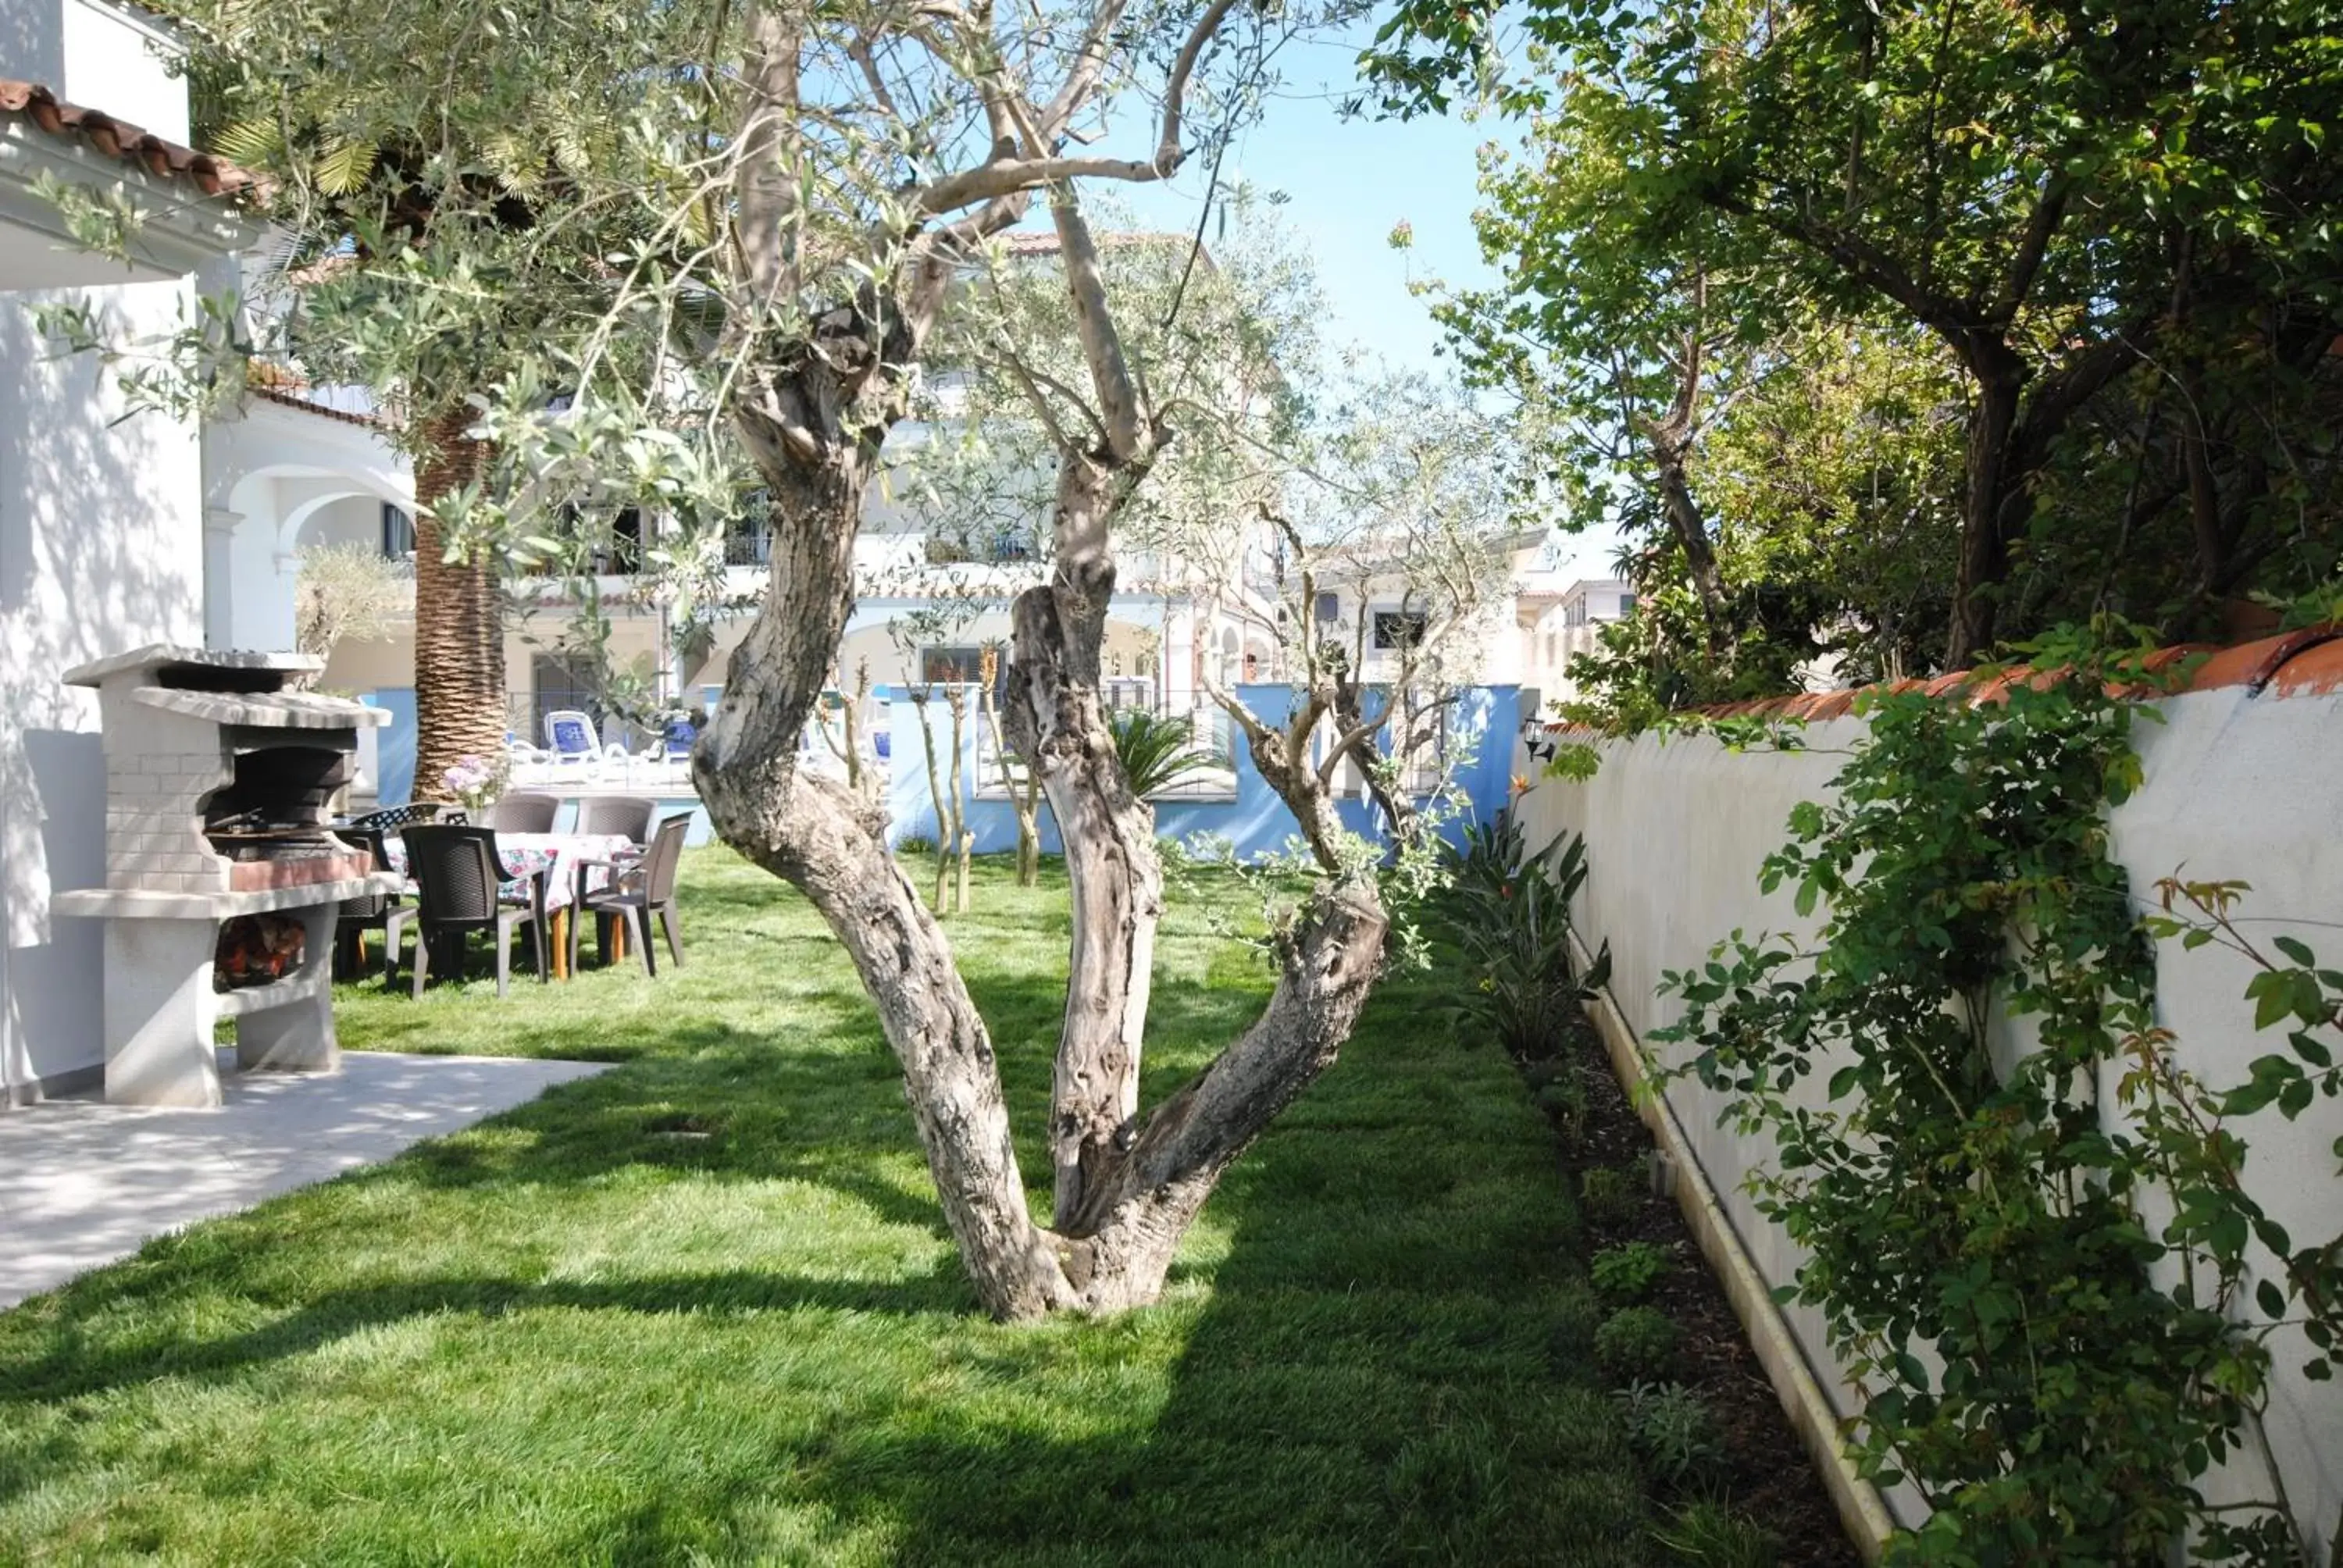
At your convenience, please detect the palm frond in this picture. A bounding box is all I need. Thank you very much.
[210,115,286,169]
[313,137,379,196]
[1106,708,1217,799]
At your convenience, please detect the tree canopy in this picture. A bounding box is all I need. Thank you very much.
[1369,0,2343,700]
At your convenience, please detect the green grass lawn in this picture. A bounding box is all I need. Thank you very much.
[0,850,1650,1566]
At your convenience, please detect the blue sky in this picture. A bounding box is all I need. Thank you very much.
[1120,31,1501,377]
[1112,34,1624,580]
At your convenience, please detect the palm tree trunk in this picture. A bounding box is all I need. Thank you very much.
[409,408,506,796]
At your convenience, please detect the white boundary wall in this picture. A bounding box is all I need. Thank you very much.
[1514,675,2343,1551]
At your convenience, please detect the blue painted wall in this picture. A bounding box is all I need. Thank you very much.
[367,688,416,807]
[883,683,1522,864]
[372,680,1514,859]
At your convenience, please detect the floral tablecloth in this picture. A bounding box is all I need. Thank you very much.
[381,832,637,914]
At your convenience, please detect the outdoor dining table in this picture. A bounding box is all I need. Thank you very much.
[376,830,639,979]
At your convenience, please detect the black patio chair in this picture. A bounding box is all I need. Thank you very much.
[331,825,401,979]
[344,802,447,832]
[330,804,451,980]
[479,792,560,833]
[395,824,550,997]
[569,813,689,978]
[572,794,657,844]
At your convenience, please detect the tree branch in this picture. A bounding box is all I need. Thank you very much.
[1316,705,1392,789]
[2017,315,2158,465]
[1040,0,1137,135]
[1990,174,2072,326]
[1154,0,1243,174]
[736,3,804,304]
[1048,184,1150,461]
[911,152,1176,217]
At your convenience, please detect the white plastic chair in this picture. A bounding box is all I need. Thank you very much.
[543,711,601,770]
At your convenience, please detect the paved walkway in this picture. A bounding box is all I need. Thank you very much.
[0,1051,608,1309]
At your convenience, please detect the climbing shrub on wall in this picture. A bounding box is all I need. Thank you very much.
[1652,623,2342,1564]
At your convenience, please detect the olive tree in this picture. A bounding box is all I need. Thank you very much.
[180,0,1428,1318]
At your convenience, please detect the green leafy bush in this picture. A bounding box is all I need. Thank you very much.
[1614,1381,1722,1488]
[1654,623,2343,1563]
[1578,1167,1639,1228]
[1105,707,1218,798]
[1439,812,1611,1060]
[1594,1306,1679,1383]
[1534,1067,1592,1146]
[1589,1242,1670,1303]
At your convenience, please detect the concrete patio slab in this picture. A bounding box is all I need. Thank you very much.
[0,1050,608,1309]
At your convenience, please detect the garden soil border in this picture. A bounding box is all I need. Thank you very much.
[1526,980,1881,1565]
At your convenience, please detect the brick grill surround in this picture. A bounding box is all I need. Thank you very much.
[106,750,235,893]
[49,645,397,1106]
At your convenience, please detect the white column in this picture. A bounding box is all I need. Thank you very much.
[1162,604,1196,714]
[201,508,238,649]
[102,917,223,1107]
[265,543,301,653]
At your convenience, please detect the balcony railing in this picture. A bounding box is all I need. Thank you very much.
[971,701,1238,803]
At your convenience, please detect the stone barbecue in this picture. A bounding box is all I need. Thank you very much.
[52,645,395,1107]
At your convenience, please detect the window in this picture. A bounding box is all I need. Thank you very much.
[919,646,988,685]
[1314,592,1342,624]
[606,508,644,574]
[531,653,601,740]
[1372,611,1428,651]
[380,503,414,560]
[725,490,772,566]
[1618,593,1636,617]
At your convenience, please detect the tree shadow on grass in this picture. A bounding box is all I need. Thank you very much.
[0,1263,975,1416]
[1,875,1653,1564]
[690,964,1649,1568]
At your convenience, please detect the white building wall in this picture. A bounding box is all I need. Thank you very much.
[0,0,66,91]
[0,1,183,137]
[0,0,218,1099]
[201,399,412,653]
[59,0,185,141]
[1513,672,2343,1551]
[1,273,205,1098]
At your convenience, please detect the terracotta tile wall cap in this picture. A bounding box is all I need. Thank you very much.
[2231,625,2343,696]
[0,80,260,201]
[2270,636,2343,698]
[250,386,389,431]
[1806,691,1859,720]
[2184,633,2296,693]
[1521,627,2340,766]
[2144,643,2217,674]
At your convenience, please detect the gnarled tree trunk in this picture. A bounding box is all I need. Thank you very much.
[409,408,506,793]
[695,9,1396,1318]
[1004,450,1164,1230]
[696,410,1078,1319]
[697,316,1396,1320]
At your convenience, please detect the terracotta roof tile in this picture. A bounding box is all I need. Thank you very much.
[251,383,389,431]
[996,228,1206,259]
[0,80,259,201]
